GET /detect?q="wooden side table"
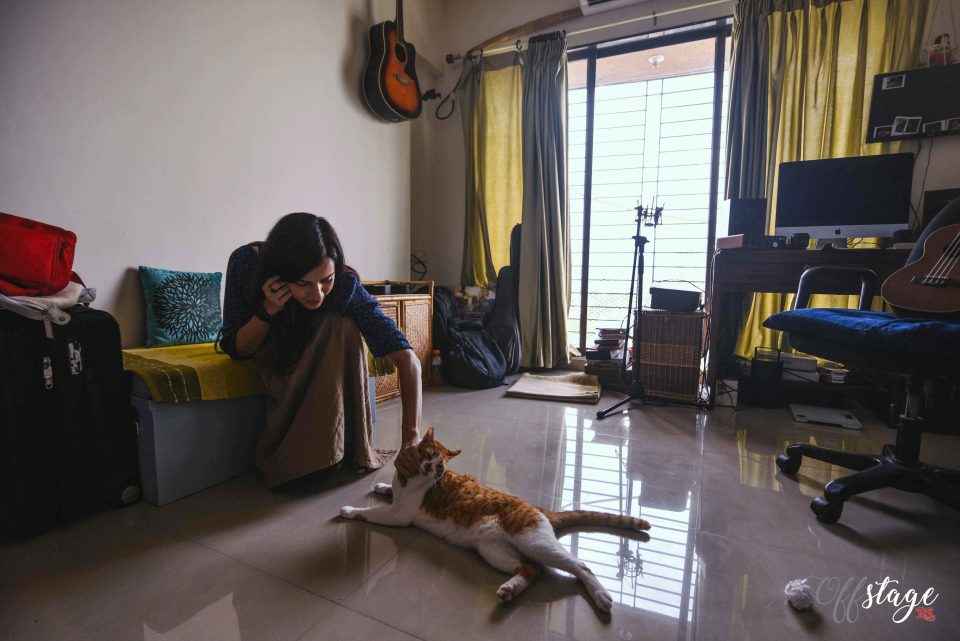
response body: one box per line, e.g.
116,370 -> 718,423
362,280 -> 434,402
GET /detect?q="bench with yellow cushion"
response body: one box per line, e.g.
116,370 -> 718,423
124,343 -> 380,506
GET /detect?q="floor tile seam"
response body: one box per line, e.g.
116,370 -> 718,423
333,529 -> 426,604
547,427 -> 709,452
701,452 -> 845,473
435,407 -> 551,431
695,529 -> 960,589
171,531 -> 347,605
698,528 -> 960,591
426,406 -> 706,447
528,457 -> 706,499
141,530 -> 337,641
553,428 -> 704,447
295,600 -> 430,641
694,526 -> 867,571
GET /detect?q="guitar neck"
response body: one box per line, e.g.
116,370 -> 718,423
396,0 -> 404,43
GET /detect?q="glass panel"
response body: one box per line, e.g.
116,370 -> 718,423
567,33 -> 731,351
568,58 -> 589,350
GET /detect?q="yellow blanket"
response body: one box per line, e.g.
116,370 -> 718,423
123,342 -> 395,404
123,343 -> 264,403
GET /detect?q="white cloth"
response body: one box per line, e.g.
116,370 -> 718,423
0,281 -> 96,336
5,281 -> 86,323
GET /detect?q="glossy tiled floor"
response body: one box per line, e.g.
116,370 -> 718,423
3,381 -> 960,640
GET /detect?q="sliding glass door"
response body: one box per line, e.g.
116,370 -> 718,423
568,22 -> 731,352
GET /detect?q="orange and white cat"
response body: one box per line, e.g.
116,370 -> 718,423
340,427 -> 651,612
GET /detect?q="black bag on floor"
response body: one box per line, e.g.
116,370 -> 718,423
0,306 -> 140,540
443,319 -> 507,389
432,287 -> 461,348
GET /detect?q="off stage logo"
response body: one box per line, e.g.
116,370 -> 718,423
808,575 -> 939,623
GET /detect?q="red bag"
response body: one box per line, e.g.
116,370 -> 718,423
0,212 -> 77,296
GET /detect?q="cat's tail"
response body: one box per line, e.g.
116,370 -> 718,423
541,510 -> 651,537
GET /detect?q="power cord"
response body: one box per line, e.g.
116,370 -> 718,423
715,378 -> 742,411
410,253 -> 427,279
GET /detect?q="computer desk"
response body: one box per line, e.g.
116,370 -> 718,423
707,247 -> 910,405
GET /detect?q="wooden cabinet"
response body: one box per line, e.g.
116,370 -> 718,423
362,281 -> 433,402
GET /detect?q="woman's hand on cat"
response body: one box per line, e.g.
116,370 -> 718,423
261,276 -> 291,316
395,441 -> 420,486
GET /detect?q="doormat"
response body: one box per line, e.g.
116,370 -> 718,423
505,372 -> 601,404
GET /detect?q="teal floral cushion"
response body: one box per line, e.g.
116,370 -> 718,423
139,266 -> 222,347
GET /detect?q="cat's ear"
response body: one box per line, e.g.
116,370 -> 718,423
423,427 -> 435,442
446,449 -> 461,458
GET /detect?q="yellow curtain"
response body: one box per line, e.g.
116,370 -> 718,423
462,62 -> 524,287
735,0 -> 929,359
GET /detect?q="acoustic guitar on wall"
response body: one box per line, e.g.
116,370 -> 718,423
362,0 -> 422,122
882,224 -> 960,318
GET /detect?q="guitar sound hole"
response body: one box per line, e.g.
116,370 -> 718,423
394,44 -> 407,63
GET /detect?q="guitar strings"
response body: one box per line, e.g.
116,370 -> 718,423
923,229 -> 960,285
921,228 -> 960,283
937,231 -> 960,283
923,232 -> 958,284
927,230 -> 960,282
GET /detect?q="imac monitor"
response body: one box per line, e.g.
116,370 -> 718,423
775,153 -> 913,240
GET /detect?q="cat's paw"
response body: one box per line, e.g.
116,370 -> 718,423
496,584 -> 515,603
340,506 -> 366,521
374,483 -> 393,497
589,586 -> 613,612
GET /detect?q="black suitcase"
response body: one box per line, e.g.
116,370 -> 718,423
0,305 -> 140,540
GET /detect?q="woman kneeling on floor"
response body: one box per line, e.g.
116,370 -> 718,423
219,212 -> 420,487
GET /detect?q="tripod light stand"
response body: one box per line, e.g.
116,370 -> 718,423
596,201 -> 662,420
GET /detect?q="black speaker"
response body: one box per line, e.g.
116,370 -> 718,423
728,198 -> 767,237
922,189 -> 960,230
788,232 -> 810,249
650,287 -> 701,313
738,350 -> 783,408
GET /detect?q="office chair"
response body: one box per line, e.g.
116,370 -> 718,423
763,198 -> 960,523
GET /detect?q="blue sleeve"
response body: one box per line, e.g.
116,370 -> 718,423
219,245 -> 259,359
340,274 -> 412,357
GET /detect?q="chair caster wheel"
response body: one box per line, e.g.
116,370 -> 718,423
810,497 -> 843,523
776,453 -> 801,475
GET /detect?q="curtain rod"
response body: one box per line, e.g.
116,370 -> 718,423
445,0 -> 731,63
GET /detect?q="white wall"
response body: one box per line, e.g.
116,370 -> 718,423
0,0 -> 420,346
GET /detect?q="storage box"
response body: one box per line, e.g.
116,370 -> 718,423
131,376 -> 377,506
131,376 -> 265,506
636,311 -> 706,402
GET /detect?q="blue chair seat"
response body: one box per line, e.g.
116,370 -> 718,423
764,308 -> 960,355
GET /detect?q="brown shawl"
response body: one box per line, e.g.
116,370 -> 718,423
255,312 -> 393,487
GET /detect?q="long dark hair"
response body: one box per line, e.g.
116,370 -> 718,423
251,213 -> 356,374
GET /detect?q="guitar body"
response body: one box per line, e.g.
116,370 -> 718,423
882,224 -> 960,318
362,19 -> 422,122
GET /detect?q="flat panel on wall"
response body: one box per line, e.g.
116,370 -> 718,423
867,65 -> 960,143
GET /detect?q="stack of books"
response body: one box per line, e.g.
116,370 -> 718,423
585,328 -> 627,361
584,360 -> 629,392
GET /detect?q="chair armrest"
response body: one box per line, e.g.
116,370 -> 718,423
795,266 -> 879,310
